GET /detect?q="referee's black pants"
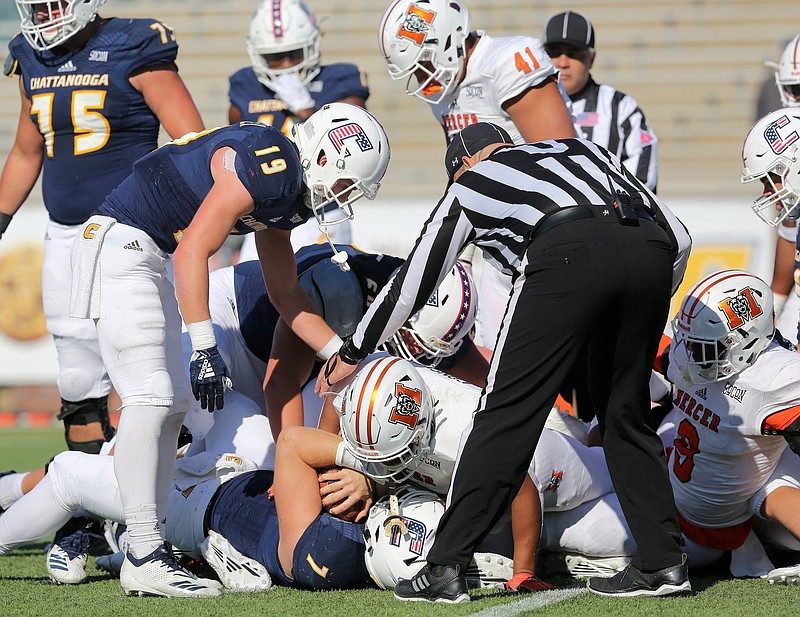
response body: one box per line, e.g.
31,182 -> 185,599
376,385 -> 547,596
427,211 -> 684,572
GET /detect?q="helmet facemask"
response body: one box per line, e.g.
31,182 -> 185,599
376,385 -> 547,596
335,357 -> 434,482
16,0 -> 105,51
773,35 -> 800,108
748,158 -> 800,226
293,103 -> 388,225
669,271 -> 775,387
742,111 -> 800,226
246,0 -> 322,87
379,0 -> 471,105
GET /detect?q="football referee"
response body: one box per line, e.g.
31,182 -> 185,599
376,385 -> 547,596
317,122 -> 692,600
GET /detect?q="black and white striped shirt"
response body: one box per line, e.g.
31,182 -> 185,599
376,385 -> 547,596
348,138 -> 689,356
571,77 -> 658,191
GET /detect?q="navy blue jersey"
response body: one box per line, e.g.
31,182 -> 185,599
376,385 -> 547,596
6,18 -> 179,225
234,244 -> 404,362
208,470 -> 370,590
228,63 -> 368,138
98,122 -> 308,253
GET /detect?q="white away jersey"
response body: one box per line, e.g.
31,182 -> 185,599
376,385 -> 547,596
408,365 -> 613,510
665,340 -> 800,527
429,32 -> 562,145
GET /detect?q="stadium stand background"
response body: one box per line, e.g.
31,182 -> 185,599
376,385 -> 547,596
0,1 -> 797,425
0,1 -> 798,201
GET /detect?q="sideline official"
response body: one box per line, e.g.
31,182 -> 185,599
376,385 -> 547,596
317,123 -> 692,600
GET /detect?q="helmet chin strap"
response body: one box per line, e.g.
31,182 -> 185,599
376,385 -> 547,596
321,221 -> 350,272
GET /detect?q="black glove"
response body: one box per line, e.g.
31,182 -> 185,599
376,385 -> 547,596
189,346 -> 232,413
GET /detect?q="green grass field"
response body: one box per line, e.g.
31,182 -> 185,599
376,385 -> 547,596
1,427 -> 798,616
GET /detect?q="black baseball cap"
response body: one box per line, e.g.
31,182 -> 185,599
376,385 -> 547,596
445,123 -> 513,180
543,11 -> 595,50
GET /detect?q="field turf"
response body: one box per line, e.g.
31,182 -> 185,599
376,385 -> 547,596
1,427 -> 797,616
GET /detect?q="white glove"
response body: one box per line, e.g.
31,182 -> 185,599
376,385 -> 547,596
270,73 -> 315,115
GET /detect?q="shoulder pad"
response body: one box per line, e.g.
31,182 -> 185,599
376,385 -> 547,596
3,53 -> 18,78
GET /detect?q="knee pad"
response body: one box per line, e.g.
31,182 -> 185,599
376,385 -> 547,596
58,396 -> 116,453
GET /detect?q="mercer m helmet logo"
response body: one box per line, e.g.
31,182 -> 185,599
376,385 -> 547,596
398,4 -> 436,45
388,382 -> 421,429
718,287 -> 764,329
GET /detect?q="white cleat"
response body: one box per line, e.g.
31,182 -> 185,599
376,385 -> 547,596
46,542 -> 88,585
564,554 -> 631,579
120,544 -> 222,598
767,564 -> 800,585
539,551 -> 631,579
201,530 -> 272,592
466,552 -> 515,589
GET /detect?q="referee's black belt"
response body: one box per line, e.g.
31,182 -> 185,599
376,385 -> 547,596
530,203 -> 654,241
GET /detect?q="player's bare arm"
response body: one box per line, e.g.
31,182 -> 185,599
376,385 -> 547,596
263,318 -> 317,440
0,80 -> 44,219
504,76 -> 577,142
254,228 -> 337,353
228,105 -> 243,124
173,146 -> 254,327
130,64 -> 204,138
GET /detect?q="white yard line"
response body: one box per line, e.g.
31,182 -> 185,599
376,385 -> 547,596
466,586 -> 587,617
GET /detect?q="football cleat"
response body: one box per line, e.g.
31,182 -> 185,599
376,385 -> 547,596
46,518 -> 106,584
565,554 -> 632,578
394,563 -> 470,604
587,554 -> 691,597
120,544 -> 222,598
200,530 -> 272,592
46,541 -> 89,585
95,551 -> 125,578
767,564 -> 800,585
538,551 -> 631,579
465,552 -> 514,589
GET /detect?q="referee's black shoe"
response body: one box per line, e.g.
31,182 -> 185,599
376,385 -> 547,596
394,563 -> 470,604
587,554 -> 691,597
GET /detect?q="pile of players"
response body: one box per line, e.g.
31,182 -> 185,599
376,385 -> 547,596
1,0 -> 800,603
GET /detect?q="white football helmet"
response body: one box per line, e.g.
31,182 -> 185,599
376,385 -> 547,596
741,109 -> 800,226
16,0 -> 106,51
335,356 -> 434,482
382,262 -> 477,365
670,270 -> 774,386
292,103 -> 390,227
773,35 -> 800,108
378,0 -> 472,104
363,487 -> 445,589
246,0 -> 322,87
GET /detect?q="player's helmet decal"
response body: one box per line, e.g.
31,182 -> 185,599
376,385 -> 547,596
764,115 -> 799,155
388,383 -> 421,430
717,287 -> 764,329
397,4 -> 436,46
327,123 -> 374,157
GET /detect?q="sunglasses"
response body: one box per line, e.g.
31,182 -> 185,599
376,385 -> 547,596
544,45 -> 590,60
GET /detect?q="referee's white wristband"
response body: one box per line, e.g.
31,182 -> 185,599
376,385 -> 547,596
318,334 -> 343,361
187,319 -> 216,351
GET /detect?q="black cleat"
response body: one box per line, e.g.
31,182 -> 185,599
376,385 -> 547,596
394,563 -> 470,604
587,553 -> 692,597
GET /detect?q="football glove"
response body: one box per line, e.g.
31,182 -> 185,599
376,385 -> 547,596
189,346 -> 232,413
270,73 -> 315,114
504,572 -> 555,592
